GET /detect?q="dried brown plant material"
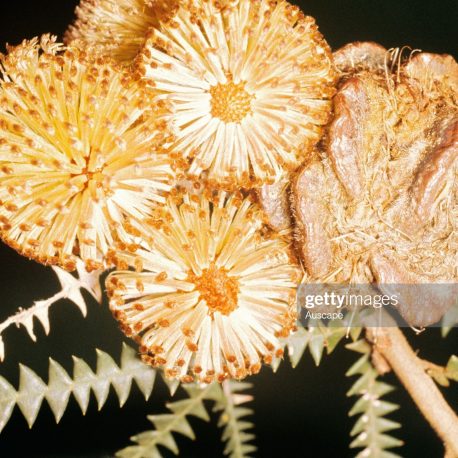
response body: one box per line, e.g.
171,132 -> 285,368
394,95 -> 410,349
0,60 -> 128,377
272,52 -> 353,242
256,176 -> 292,233
65,0 -> 180,63
333,41 -> 388,75
257,42 -> 389,234
107,191 -> 301,383
293,157 -> 333,278
136,0 -> 336,189
0,36 -> 177,272
293,50 -> 458,327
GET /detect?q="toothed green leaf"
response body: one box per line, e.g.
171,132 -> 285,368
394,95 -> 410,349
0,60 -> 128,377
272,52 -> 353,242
117,383 -> 218,458
308,329 -> 325,365
346,354 -> 370,377
441,301 -> 458,337
347,340 -> 402,457
326,327 -> 347,353
283,323 -> 348,369
0,376 -> 15,432
17,364 -> 47,428
46,359 -> 73,423
218,381 -> 256,458
286,326 -> 309,367
445,355 -> 458,382
0,343 -> 157,433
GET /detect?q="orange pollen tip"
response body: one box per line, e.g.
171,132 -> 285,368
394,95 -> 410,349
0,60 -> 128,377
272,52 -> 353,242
210,80 -> 254,123
189,263 -> 239,316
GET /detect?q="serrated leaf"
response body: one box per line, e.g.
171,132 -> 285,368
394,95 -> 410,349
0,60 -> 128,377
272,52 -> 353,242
346,339 -> 371,354
270,355 -> 282,372
17,364 -> 47,427
121,345 -> 156,401
375,434 -> 404,449
347,370 -> 373,396
93,350 -> 116,409
347,340 -> 402,457
0,376 -> 16,431
441,301 -> 458,337
346,354 -> 370,377
0,264 -> 102,362
429,371 -> 450,387
233,407 -> 253,420
372,382 -> 395,398
149,414 -> 178,431
308,330 -> 325,366
34,305 -> 51,335
241,444 -> 257,455
102,351 -> 134,407
162,376 -> 180,397
46,359 -> 72,423
350,327 -> 363,342
445,355 -> 458,382
172,418 -> 195,439
286,326 -> 309,368
72,356 -> 96,414
22,314 -> 37,341
118,383 -> 218,458
0,344 -> 157,432
169,399 -> 209,422
375,417 -> 402,433
219,381 -> 256,458
326,327 -> 347,354
350,414 -> 401,437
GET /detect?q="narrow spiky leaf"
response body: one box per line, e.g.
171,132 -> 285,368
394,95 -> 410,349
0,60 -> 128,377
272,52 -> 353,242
117,383 -> 219,458
0,262 -> 102,361
0,343 -> 156,432
217,381 -> 256,458
347,340 -> 403,457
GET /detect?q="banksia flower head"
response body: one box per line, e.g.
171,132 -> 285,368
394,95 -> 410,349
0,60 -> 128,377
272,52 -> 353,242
136,0 -> 336,189
107,190 -> 301,383
66,0 -> 180,63
0,36 -> 177,272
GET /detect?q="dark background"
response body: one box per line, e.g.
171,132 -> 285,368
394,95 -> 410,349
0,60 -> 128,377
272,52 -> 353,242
0,1 -> 457,457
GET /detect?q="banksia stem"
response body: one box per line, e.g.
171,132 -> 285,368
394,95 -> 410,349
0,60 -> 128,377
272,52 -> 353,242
367,327 -> 458,457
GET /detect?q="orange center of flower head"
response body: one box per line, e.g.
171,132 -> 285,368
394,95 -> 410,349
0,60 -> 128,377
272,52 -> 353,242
191,263 -> 239,316
71,156 -> 107,192
210,80 -> 254,123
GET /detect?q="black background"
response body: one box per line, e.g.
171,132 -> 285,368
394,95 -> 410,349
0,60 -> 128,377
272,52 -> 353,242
0,1 -> 457,457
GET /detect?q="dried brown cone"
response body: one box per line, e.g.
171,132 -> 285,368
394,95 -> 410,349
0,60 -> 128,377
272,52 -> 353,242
257,42 -> 391,232
292,44 -> 458,327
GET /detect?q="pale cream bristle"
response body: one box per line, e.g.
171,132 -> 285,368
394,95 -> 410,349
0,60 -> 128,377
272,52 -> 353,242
0,35 -> 177,271
136,0 -> 336,188
107,190 -> 301,382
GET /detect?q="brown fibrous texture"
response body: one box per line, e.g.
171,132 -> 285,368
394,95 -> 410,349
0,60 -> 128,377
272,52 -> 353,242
292,47 -> 458,327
